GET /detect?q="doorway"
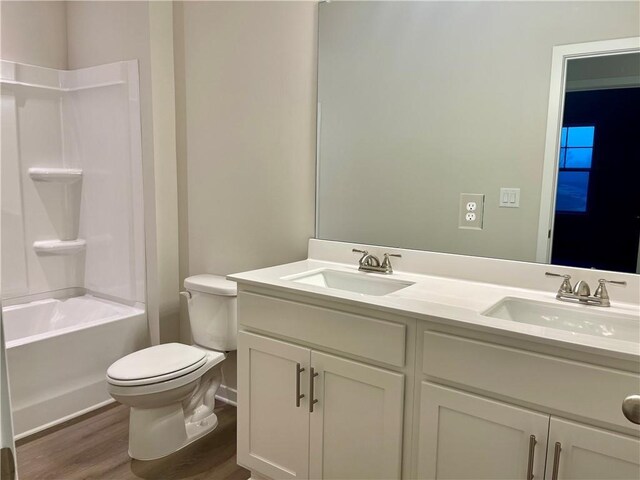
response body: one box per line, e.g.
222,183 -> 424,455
536,39 -> 640,273
552,86 -> 640,272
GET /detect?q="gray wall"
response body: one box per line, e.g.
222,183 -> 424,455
174,1 -> 318,390
0,1 -> 68,69
175,1 -> 317,278
317,1 -> 639,262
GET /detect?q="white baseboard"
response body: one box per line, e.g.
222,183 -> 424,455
15,398 -> 115,441
215,384 -> 237,407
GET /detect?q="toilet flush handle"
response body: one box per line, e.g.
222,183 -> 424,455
179,291 -> 192,300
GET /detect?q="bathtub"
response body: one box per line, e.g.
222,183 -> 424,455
2,295 -> 149,439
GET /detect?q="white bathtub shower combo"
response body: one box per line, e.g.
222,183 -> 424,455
1,60 -> 148,438
3,296 -> 147,437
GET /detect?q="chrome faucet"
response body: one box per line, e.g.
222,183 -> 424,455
353,249 -> 401,274
545,272 -> 626,307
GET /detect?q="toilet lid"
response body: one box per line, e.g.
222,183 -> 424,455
184,274 -> 237,296
107,343 -> 207,383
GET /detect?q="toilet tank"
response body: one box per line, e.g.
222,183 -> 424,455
183,275 -> 237,351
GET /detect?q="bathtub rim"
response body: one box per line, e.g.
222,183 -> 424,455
3,295 -> 145,349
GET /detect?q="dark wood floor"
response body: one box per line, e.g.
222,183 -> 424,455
16,402 -> 250,480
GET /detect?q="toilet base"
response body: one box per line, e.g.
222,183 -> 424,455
127,363 -> 223,460
128,405 -> 219,460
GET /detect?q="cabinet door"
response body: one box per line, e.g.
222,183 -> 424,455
417,382 -> 549,480
237,332 -> 311,479
309,351 -> 404,480
545,417 -> 640,480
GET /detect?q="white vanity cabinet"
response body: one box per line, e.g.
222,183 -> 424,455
545,417 -> 640,480
308,350 -> 404,479
238,330 -> 405,480
416,383 -> 640,480
233,281 -> 639,480
237,332 -> 311,479
416,329 -> 640,480
417,382 -> 550,479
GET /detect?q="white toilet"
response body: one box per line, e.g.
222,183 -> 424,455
106,274 -> 237,461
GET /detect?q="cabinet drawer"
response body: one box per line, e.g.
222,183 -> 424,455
239,291 -> 406,367
422,331 -> 640,431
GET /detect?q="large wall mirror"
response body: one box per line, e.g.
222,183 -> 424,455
316,1 -> 640,273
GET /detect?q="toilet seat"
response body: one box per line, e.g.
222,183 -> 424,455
107,343 -> 208,387
107,348 -> 225,399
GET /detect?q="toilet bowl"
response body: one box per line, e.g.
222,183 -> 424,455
106,275 -> 237,460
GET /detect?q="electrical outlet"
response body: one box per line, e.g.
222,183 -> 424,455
459,193 -> 484,229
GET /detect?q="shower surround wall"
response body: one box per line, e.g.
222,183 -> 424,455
1,60 -> 145,305
1,60 -> 148,437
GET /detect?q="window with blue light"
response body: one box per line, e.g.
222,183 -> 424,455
556,126 -> 594,213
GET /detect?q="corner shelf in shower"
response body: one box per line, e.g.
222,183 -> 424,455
28,167 -> 83,184
33,239 -> 86,256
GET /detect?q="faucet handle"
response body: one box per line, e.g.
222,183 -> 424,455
598,278 -> 627,286
380,253 -> 401,273
381,253 -> 401,262
352,248 -> 368,261
353,248 -> 380,268
594,278 -> 627,300
545,272 -> 571,279
381,252 -> 401,266
545,272 -> 573,294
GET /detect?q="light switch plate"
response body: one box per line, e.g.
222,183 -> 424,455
459,193 -> 484,229
499,188 -> 520,208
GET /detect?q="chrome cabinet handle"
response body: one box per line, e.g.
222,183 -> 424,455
526,435 -> 536,480
622,395 -> 640,424
309,367 -> 319,413
295,363 -> 305,407
551,442 -> 562,480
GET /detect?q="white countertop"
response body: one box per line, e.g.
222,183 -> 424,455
229,258 -> 640,362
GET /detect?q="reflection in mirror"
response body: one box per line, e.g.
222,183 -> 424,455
315,1 -> 640,273
550,54 -> 640,273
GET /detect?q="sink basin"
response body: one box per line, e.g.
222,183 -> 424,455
483,297 -> 639,341
286,269 -> 415,296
